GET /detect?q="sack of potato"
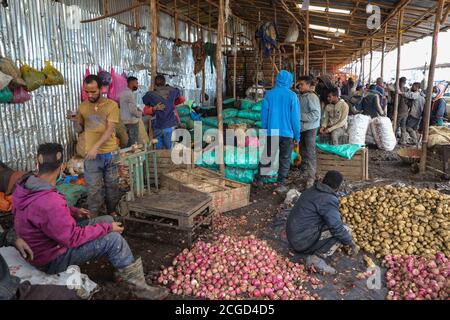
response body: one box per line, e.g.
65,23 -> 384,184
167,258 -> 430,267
340,185 -> 449,258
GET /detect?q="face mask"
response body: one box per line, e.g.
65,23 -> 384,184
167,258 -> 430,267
56,169 -> 64,183
432,93 -> 438,98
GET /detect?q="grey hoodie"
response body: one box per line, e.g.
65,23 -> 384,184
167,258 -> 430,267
298,91 -> 321,132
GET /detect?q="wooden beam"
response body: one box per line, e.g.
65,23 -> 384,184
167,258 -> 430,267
216,0 -> 225,175
305,9 -> 310,75
369,38 -> 373,84
150,0 -> 158,91
381,23 -> 387,79
420,0 -> 446,173
441,4 -> 450,25
81,2 -> 145,23
392,9 -> 404,133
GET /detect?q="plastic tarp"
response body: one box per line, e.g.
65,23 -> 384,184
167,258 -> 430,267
225,167 -> 257,184
56,184 -> 88,207
237,110 -> 261,121
0,246 -> 98,299
316,142 -> 363,160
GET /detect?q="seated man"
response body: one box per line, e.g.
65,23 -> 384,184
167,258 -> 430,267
286,171 -> 358,274
1,226 -> 79,300
12,143 -> 168,300
319,87 -> 349,145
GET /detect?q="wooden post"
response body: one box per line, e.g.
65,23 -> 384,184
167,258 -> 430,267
381,24 -> 387,79
133,0 -> 140,28
103,0 -> 109,15
256,11 -> 261,88
216,0 -> 225,174
293,44 -> 297,88
420,0 -> 446,173
392,9 -> 404,133
279,48 -> 282,71
150,0 -> 158,90
187,0 -> 191,43
233,18 -> 237,99
323,51 -> 327,75
304,10 -> 310,75
359,50 -> 363,83
369,38 -> 373,84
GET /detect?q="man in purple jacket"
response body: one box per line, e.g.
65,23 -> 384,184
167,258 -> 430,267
13,143 -> 168,300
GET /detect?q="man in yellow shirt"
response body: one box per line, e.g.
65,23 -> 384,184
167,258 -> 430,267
70,75 -> 120,216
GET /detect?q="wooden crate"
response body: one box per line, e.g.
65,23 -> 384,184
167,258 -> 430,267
317,148 -> 369,181
427,144 -> 450,175
161,167 -> 250,213
148,150 -> 190,183
121,191 -> 214,247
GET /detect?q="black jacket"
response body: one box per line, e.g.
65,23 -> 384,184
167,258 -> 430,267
286,182 -> 353,253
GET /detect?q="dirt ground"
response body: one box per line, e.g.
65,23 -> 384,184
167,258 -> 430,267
78,147 -> 449,300
0,147 -> 443,300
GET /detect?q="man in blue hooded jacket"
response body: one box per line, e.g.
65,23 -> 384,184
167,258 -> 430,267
256,70 -> 301,193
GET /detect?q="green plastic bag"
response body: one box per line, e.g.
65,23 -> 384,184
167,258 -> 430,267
20,63 -> 45,91
252,101 -> 263,112
224,146 -> 260,169
56,184 -> 88,207
202,117 -> 218,127
234,118 -> 256,126
42,60 -> 64,85
315,142 -> 363,160
177,105 -> 191,117
223,108 -> 239,119
0,86 -> 13,103
238,110 -> 261,121
240,99 -> 254,110
223,98 -> 235,105
255,121 -> 262,128
196,149 -> 220,171
225,167 -> 257,184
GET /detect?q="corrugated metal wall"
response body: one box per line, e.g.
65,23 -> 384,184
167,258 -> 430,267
0,0 -> 224,171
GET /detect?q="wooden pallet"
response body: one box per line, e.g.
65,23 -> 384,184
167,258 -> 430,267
121,191 -> 213,247
427,144 -> 450,175
317,147 -> 369,181
161,167 -> 250,213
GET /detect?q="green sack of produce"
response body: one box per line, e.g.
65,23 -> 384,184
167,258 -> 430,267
252,101 -> 263,112
224,146 -> 259,170
223,108 -> 239,119
20,63 -> 45,91
0,86 -> 13,103
240,99 -> 254,110
224,118 -> 235,125
255,121 -> 262,129
177,105 -> 191,117
225,167 -> 257,184
261,174 -> 278,184
238,110 -> 261,121
223,98 -> 235,105
56,184 -> 88,207
202,117 -> 218,127
42,60 -> 64,85
234,118 -> 256,126
196,149 -> 220,171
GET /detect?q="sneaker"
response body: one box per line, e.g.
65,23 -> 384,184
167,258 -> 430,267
305,255 -> 337,275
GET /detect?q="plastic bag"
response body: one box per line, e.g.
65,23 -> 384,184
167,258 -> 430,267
203,117 -> 218,127
237,110 -> 261,121
11,86 -> 31,104
42,60 -> 64,85
81,68 -> 90,102
225,146 -> 260,170
107,67 -> 128,102
20,63 -> 45,91
316,143 -> 363,160
0,70 -> 13,90
285,22 -> 299,43
0,57 -> 26,87
177,105 -> 191,117
0,86 -> 13,103
347,114 -> 371,145
371,116 -> 397,151
225,167 -> 257,184
223,108 -> 239,119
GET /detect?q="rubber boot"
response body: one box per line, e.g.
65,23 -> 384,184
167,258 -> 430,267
400,128 -> 408,145
305,255 -> 337,275
406,128 -> 418,145
115,257 -> 169,300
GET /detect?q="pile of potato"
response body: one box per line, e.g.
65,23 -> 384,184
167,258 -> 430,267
340,185 -> 450,258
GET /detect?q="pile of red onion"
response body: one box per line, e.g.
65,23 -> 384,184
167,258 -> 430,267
157,235 -> 320,300
384,253 -> 449,300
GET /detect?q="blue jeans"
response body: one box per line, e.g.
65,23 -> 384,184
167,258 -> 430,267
154,127 -> 174,150
84,153 -> 121,215
41,216 -> 134,275
125,123 -> 139,147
